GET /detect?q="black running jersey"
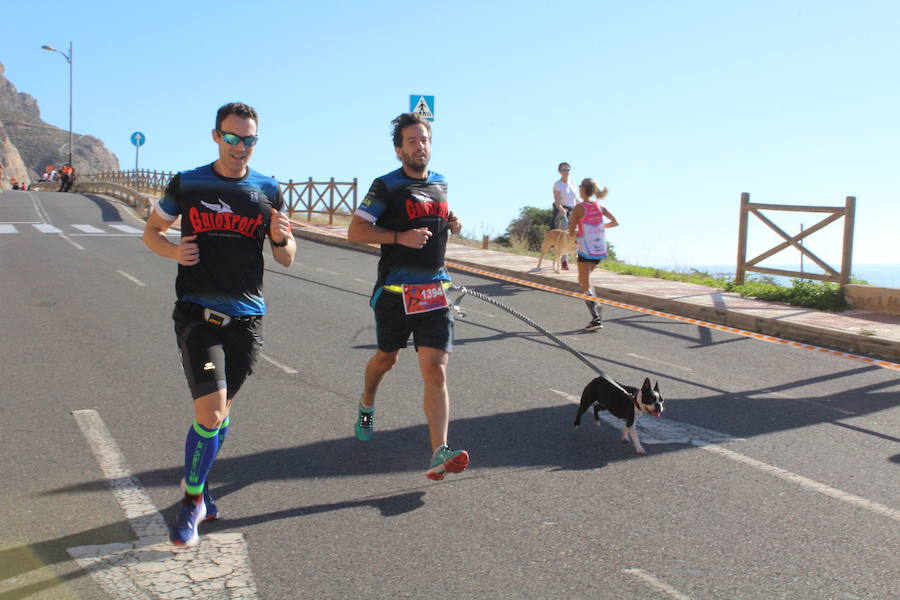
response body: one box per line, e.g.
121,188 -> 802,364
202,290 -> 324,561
156,163 -> 284,316
355,168 -> 451,289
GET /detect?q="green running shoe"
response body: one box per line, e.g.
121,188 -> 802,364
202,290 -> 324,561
355,404 -> 374,442
426,445 -> 469,480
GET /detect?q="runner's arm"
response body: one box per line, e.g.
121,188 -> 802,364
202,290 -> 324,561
568,204 -> 585,237
348,214 -> 431,247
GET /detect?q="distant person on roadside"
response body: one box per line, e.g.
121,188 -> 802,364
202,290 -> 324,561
347,112 -> 469,481
142,102 -> 296,547
59,164 -> 74,192
568,178 -> 618,331
552,162 -> 577,270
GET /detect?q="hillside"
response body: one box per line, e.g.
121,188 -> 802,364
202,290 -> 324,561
0,61 -> 119,188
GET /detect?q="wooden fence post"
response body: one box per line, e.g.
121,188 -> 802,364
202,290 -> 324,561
329,177 -> 335,225
736,192 -> 749,285
840,196 -> 856,285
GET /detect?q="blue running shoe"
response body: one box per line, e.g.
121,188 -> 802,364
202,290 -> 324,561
170,496 -> 206,547
355,404 -> 374,442
426,445 -> 469,481
181,479 -> 220,521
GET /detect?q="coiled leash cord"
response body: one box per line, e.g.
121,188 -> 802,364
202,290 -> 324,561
450,285 -> 628,396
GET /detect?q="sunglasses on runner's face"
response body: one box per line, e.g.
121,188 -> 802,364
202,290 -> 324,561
217,130 -> 259,147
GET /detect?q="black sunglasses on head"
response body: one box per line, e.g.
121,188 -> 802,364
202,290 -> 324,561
217,130 -> 259,147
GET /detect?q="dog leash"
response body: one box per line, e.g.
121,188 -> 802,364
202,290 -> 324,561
450,285 -> 631,396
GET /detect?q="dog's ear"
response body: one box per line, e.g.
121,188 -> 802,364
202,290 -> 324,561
642,378 -> 651,393
654,381 -> 660,393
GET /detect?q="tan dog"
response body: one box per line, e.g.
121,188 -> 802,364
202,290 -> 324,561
537,229 -> 577,273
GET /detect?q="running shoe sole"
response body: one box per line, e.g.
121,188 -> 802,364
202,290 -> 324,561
426,450 -> 469,481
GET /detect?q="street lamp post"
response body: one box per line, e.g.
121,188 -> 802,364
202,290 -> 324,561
41,42 -> 73,167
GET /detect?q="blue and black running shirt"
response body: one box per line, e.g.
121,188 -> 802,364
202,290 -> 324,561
156,163 -> 284,316
355,168 -> 451,290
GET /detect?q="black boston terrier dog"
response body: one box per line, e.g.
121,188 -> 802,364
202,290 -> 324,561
573,376 -> 664,455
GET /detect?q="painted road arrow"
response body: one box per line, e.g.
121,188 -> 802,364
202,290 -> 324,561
68,409 -> 258,599
550,389 -> 743,444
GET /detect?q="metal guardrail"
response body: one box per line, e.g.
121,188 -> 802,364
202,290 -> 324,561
76,170 -> 358,222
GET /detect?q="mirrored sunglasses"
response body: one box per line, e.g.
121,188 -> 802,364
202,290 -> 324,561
217,130 -> 259,147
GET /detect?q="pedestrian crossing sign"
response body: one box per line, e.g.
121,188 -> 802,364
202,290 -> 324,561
409,95 -> 435,121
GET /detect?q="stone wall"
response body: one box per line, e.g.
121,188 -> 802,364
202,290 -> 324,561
844,284 -> 900,315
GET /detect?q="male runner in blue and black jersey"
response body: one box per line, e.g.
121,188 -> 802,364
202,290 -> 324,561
347,112 -> 468,480
142,102 -> 296,546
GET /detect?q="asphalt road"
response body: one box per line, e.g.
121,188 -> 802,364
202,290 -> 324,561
1,190 -> 898,600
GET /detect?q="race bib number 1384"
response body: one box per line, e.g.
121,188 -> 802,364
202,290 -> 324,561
401,283 -> 449,315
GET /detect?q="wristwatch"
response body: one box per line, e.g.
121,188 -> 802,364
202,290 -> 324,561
271,236 -> 290,248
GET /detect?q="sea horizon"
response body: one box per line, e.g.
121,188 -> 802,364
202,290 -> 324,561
650,263 -> 900,289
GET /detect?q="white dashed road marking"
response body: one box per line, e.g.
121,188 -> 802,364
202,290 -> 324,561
109,224 -> 144,234
33,223 -> 63,233
627,352 -> 694,372
116,270 -> 147,287
259,352 -> 299,374
623,569 -> 694,600
72,224 -> 105,233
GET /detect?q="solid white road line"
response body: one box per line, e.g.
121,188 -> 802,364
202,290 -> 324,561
694,442 -> 900,523
623,569 -> 694,600
0,224 -> 18,233
116,270 -> 147,287
69,409 -> 259,599
58,233 -> 85,250
259,352 -> 299,374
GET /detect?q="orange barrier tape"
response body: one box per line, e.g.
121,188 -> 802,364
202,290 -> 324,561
292,222 -> 900,372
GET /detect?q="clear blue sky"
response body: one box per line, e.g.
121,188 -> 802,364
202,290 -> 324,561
2,0 -> 898,270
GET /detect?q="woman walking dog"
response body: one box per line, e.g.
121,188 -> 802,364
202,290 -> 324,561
568,178 -> 619,331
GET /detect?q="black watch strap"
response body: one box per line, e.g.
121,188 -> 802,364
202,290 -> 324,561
271,236 -> 290,248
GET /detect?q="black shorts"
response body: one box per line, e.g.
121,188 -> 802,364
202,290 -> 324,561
372,288 -> 454,353
172,301 -> 263,400
577,255 -> 603,265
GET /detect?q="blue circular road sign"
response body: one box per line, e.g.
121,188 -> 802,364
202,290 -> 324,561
131,131 -> 146,147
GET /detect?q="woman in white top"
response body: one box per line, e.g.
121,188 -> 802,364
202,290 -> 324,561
568,178 -> 619,331
552,162 -> 578,269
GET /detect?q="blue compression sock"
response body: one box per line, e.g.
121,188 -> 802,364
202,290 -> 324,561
183,421 -> 220,496
216,415 -> 230,453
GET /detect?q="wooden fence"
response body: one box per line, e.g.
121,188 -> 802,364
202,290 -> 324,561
81,170 -> 358,222
736,193 -> 856,285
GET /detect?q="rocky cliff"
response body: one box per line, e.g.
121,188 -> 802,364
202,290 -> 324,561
0,61 -> 119,189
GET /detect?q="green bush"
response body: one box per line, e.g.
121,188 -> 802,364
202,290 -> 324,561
496,206 -> 553,251
724,278 -> 849,311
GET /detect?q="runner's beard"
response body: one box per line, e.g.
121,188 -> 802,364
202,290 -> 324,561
401,150 -> 429,172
